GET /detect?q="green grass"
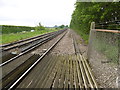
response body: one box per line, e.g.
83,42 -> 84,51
0,28 -> 58,44
73,29 -> 89,44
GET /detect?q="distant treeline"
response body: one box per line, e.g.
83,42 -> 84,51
1,25 -> 35,34
70,2 -> 120,36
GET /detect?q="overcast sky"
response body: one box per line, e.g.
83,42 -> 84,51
0,0 -> 76,27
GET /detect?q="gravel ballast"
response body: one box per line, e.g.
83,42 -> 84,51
50,29 -> 75,55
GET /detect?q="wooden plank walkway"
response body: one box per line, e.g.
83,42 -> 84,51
17,54 -> 98,89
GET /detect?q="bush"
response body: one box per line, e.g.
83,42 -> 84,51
1,25 -> 35,34
35,25 -> 45,31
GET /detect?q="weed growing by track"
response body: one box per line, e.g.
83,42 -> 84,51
73,29 -> 89,44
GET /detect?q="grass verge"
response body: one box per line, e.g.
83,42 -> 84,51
0,28 -> 58,44
73,29 -> 89,44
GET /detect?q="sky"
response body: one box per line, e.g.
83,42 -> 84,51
0,0 -> 76,27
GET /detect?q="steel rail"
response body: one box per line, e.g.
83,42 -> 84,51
0,30 -> 66,66
20,30 -> 62,52
3,33 -> 53,51
0,54 -> 40,87
0,30 -> 63,64
7,30 -> 67,90
0,35 -> 53,66
1,31 -> 55,47
2,30 -> 65,51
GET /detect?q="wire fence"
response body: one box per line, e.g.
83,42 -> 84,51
88,22 -> 119,63
87,22 -> 119,88
95,20 -> 120,30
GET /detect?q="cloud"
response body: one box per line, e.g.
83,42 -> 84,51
0,0 -> 75,26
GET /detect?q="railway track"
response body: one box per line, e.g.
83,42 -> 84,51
0,31 -> 56,61
0,29 -> 66,65
1,31 -> 56,50
16,30 -> 98,89
1,29 -> 98,89
0,29 -> 67,89
27,32 -> 98,89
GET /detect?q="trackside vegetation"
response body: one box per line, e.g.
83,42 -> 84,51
1,25 -> 35,34
0,24 -> 61,44
1,28 -> 58,44
70,2 -> 120,43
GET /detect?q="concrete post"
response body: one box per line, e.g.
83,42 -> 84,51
87,22 -> 95,61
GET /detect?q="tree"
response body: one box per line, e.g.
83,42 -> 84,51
54,25 -> 58,29
35,22 -> 45,31
66,25 -> 68,27
59,25 -> 65,28
70,2 -> 120,34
